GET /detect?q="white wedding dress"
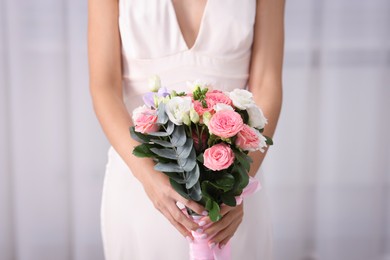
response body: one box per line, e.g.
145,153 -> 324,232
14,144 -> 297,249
100,0 -> 273,259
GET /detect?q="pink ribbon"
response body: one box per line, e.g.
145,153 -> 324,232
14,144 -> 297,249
189,216 -> 231,260
188,177 -> 261,260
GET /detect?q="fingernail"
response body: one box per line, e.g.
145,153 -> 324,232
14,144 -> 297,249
196,228 -> 203,234
198,220 -> 206,226
209,242 -> 216,249
186,236 -> 193,243
200,233 -> 207,239
220,243 -> 225,249
202,211 -> 208,216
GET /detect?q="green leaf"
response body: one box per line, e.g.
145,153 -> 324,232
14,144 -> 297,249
214,174 -> 235,191
156,103 -> 168,124
234,150 -> 251,172
170,179 -> 190,200
132,144 -> 155,158
188,181 -> 202,201
197,153 -> 204,163
162,171 -> 186,184
220,193 -> 237,207
206,199 -> 221,222
154,162 -> 184,172
185,164 -> 200,189
130,126 -> 150,143
171,125 -> 186,146
150,147 -> 177,160
150,139 -> 173,147
264,135 -> 273,145
236,166 -> 249,190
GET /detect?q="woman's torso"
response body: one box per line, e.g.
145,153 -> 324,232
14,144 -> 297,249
118,0 -> 256,112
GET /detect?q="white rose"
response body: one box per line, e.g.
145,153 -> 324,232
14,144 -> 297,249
165,97 -> 192,125
148,75 -> 161,92
213,103 -> 234,112
229,89 -> 255,110
247,105 -> 268,129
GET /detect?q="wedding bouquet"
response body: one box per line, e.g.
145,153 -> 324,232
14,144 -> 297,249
130,76 -> 273,259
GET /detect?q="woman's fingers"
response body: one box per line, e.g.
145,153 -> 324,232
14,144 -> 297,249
167,202 -> 200,232
211,217 -> 241,247
173,192 -> 207,216
160,207 -> 194,240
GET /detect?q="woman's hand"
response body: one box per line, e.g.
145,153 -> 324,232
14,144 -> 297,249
199,203 -> 244,248
139,165 -> 207,240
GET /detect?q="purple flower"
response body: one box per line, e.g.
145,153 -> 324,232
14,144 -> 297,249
143,87 -> 170,108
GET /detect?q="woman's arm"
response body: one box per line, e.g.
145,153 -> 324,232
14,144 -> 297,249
87,0 -> 205,240
247,0 -> 285,176
202,0 -> 285,247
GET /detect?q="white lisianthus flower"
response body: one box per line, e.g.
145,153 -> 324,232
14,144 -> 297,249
165,97 -> 192,125
213,103 -> 234,112
148,75 -> 161,92
186,80 -> 212,92
190,108 -> 200,124
229,89 -> 255,110
246,105 -> 268,129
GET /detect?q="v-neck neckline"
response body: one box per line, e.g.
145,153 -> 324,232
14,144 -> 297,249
168,0 -> 210,51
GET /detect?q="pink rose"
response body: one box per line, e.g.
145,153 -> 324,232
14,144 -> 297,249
235,125 -> 262,151
132,105 -> 159,133
203,143 -> 235,171
208,110 -> 244,138
206,91 -> 232,107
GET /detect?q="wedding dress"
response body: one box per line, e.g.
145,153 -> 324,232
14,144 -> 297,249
101,0 -> 273,259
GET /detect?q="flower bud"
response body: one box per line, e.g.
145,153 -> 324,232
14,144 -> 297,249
148,75 -> 161,92
182,113 -> 191,126
203,112 -> 212,126
190,108 -> 200,124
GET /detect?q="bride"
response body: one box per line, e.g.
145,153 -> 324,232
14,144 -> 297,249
88,0 -> 284,259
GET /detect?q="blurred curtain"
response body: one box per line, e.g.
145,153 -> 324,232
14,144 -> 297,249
0,0 -> 389,260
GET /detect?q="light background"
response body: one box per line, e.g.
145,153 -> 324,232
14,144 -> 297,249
0,0 -> 389,260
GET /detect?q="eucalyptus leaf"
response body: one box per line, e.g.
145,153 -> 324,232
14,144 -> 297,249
170,179 -> 190,200
185,164 -> 200,189
165,121 -> 175,135
162,171 -> 186,184
177,138 -> 193,159
188,181 -> 202,201
155,162 -> 184,172
178,149 -> 197,172
147,131 -> 170,137
130,126 -> 150,143
150,147 -> 177,160
171,125 -> 186,146
156,103 -> 168,124
150,139 -> 173,148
